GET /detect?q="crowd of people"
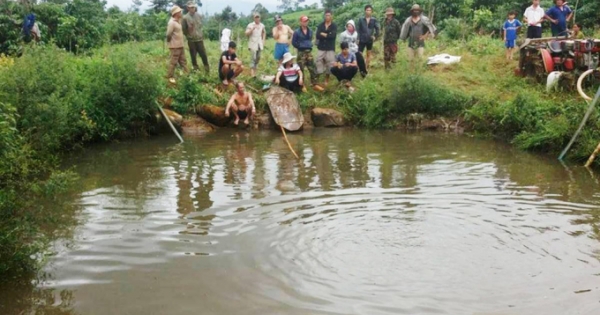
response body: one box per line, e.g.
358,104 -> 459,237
163,2 -> 441,125
164,0 -> 589,125
504,0 -> 584,59
165,3 -> 437,91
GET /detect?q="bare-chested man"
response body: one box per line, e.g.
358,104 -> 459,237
272,15 -> 294,64
225,82 -> 256,125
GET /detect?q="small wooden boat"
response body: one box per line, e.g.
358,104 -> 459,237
265,86 -> 304,131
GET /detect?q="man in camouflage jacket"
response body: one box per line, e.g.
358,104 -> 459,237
383,7 -> 402,69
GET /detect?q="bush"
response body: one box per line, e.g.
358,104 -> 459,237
0,100 -> 78,277
168,74 -> 220,114
390,75 -> 471,117
78,48 -> 163,139
439,18 -> 471,41
0,42 -> 165,277
0,45 -> 163,151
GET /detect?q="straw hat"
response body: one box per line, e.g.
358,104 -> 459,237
171,5 -> 182,16
186,1 -> 196,8
385,7 -> 395,15
410,4 -> 422,12
281,52 -> 295,64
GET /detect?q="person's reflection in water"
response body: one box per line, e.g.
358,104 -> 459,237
251,146 -> 267,199
224,132 -> 252,199
192,161 -> 216,212
309,133 -> 334,190
276,152 -> 297,194
175,160 -> 194,215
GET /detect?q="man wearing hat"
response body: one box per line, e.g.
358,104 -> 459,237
272,15 -> 294,64
383,7 -> 402,69
245,13 -> 266,77
292,15 -> 318,88
400,4 -> 436,60
182,1 -> 209,74
166,5 -> 188,80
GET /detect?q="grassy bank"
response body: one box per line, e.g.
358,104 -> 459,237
154,35 -> 600,162
0,45 -> 165,277
1,32 -> 600,276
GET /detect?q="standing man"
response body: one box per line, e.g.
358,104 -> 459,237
356,5 -> 380,70
292,15 -> 319,88
382,7 -> 401,69
245,13 -> 266,77
400,4 -> 436,61
544,0 -> 573,37
166,5 -> 188,81
182,1 -> 209,74
272,15 -> 294,64
523,0 -> 545,39
316,9 -> 337,86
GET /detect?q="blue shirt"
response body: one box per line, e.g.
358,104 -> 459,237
503,19 -> 521,41
292,27 -> 313,51
545,5 -> 572,36
336,53 -> 356,65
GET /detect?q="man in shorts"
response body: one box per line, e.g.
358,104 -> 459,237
225,82 -> 256,125
315,9 -> 337,86
218,41 -> 244,86
356,4 -> 380,70
272,15 -> 294,65
245,12 -> 266,77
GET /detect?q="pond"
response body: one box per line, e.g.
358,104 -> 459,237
2,129 -> 600,314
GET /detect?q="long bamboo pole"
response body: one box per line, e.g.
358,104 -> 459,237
584,141 -> 600,167
157,103 -> 184,143
280,125 -> 299,159
558,85 -> 600,160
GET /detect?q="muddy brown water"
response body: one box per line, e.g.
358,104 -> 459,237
2,129 -> 600,315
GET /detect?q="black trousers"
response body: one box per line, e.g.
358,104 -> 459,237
280,77 -> 302,93
355,51 -> 367,75
330,66 -> 358,82
526,26 -> 542,39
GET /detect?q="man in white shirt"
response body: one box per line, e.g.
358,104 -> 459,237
245,13 -> 266,77
523,0 -> 545,38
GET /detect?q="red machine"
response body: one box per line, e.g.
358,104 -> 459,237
518,38 -> 600,88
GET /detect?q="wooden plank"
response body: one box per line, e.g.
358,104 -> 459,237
265,86 -> 304,131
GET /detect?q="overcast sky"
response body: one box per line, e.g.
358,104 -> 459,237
105,0 -> 320,15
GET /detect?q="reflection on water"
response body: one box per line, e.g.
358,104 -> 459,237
2,129 -> 600,315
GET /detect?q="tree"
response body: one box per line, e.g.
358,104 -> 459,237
277,0 -> 294,11
130,0 -> 143,13
149,0 -> 170,13
215,5 -> 237,23
321,0 -> 344,9
251,3 -> 269,19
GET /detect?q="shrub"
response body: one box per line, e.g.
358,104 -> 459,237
390,75 -> 471,117
167,74 -> 220,114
